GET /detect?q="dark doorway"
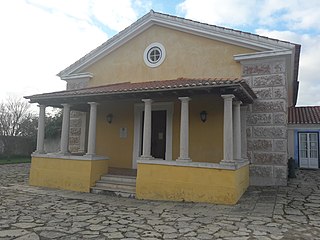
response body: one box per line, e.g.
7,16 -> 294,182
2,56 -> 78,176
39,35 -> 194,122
141,110 -> 167,159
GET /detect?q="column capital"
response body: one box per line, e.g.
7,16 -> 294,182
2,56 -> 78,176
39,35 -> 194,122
61,103 -> 71,108
233,101 -> 242,106
88,102 -> 98,106
142,99 -> 153,103
178,97 -> 191,102
240,105 -> 248,110
37,104 -> 46,109
221,94 -> 235,100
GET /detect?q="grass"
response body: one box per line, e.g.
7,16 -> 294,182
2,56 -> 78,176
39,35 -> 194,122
0,156 -> 31,165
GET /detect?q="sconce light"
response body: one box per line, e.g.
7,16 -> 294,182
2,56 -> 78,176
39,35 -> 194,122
200,110 -> 207,123
106,113 -> 113,124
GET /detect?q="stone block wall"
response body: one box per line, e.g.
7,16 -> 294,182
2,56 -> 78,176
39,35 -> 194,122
67,80 -> 88,153
69,111 -> 86,153
242,59 -> 288,186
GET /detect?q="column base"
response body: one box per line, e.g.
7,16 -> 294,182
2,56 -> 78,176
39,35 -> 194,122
57,151 -> 71,156
33,150 -> 46,154
139,155 -> 154,161
85,153 -> 96,157
220,159 -> 249,168
176,157 -> 192,163
220,159 -> 236,166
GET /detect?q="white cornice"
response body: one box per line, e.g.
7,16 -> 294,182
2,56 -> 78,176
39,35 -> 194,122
233,50 -> 292,62
60,72 -> 93,81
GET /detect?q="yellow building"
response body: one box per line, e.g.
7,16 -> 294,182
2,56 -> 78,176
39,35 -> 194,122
25,11 -> 300,204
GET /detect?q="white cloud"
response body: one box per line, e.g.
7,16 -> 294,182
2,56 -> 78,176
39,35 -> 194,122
91,0 -> 137,32
259,0 -> 320,31
0,0 -> 148,104
0,1 -> 107,103
255,29 -> 320,106
178,0 -> 320,106
0,0 -> 319,107
178,0 -> 320,31
177,0 -> 258,27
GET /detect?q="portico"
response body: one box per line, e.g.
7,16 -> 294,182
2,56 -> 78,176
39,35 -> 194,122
26,78 -> 255,203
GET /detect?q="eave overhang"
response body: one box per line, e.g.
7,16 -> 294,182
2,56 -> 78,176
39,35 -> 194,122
24,78 -> 257,109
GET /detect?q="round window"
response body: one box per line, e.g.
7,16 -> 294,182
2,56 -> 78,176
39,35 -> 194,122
144,43 -> 166,68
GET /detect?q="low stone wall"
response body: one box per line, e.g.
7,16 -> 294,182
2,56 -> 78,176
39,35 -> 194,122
0,136 -> 36,156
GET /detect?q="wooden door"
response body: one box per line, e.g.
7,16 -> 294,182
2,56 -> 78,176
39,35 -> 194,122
140,110 -> 167,159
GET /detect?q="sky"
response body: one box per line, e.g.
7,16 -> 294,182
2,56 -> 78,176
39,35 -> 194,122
0,0 -> 319,106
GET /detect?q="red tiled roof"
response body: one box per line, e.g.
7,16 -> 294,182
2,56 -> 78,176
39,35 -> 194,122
288,106 -> 320,124
26,77 -> 252,98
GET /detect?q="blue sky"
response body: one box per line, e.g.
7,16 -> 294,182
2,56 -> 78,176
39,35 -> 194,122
0,0 -> 319,106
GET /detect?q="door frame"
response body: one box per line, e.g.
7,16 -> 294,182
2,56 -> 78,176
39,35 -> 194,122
132,102 -> 173,169
298,131 -> 319,169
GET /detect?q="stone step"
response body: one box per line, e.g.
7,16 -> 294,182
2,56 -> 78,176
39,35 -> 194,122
95,181 -> 136,192
91,174 -> 137,198
100,174 -> 136,184
96,179 -> 136,187
91,187 -> 135,198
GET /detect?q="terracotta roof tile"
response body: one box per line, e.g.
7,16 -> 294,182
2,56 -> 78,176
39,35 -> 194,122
25,77 -> 255,102
288,106 -> 320,124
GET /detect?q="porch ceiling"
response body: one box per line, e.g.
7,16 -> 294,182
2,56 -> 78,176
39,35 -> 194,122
24,78 -> 256,108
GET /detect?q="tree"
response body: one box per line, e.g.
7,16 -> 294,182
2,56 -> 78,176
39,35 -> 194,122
45,109 -> 62,138
0,98 -> 37,157
0,97 -> 37,137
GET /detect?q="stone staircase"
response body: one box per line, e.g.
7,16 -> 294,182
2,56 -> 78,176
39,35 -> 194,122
91,174 -> 136,198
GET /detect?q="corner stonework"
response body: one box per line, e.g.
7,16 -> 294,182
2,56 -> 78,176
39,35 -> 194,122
242,60 -> 288,186
66,77 -> 89,153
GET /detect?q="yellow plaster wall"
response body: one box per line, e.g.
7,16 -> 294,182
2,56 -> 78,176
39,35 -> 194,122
94,95 -> 223,168
96,95 -> 223,168
136,163 -> 249,204
84,25 -> 256,87
189,95 -> 224,163
172,95 -> 224,163
96,101 -> 135,169
29,157 -> 108,192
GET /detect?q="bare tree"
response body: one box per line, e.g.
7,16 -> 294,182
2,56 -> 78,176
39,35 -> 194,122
0,98 -> 36,137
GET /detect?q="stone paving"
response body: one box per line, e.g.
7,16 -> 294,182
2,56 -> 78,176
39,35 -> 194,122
1,164 -> 320,239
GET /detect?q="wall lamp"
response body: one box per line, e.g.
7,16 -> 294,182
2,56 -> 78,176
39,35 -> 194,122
200,110 -> 207,123
106,113 -> 113,124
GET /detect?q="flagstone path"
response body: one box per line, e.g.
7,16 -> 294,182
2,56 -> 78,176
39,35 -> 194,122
0,164 -> 320,239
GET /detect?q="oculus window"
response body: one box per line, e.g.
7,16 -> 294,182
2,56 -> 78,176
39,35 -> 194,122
144,43 -> 166,67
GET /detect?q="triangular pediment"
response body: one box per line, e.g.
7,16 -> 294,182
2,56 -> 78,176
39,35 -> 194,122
58,10 -> 298,78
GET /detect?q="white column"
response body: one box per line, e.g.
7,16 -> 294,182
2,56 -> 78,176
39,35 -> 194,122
60,104 -> 71,155
35,105 -> 46,153
221,94 -> 234,162
177,97 -> 191,162
233,101 -> 242,160
86,102 -> 98,156
141,99 -> 153,159
240,105 -> 248,160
